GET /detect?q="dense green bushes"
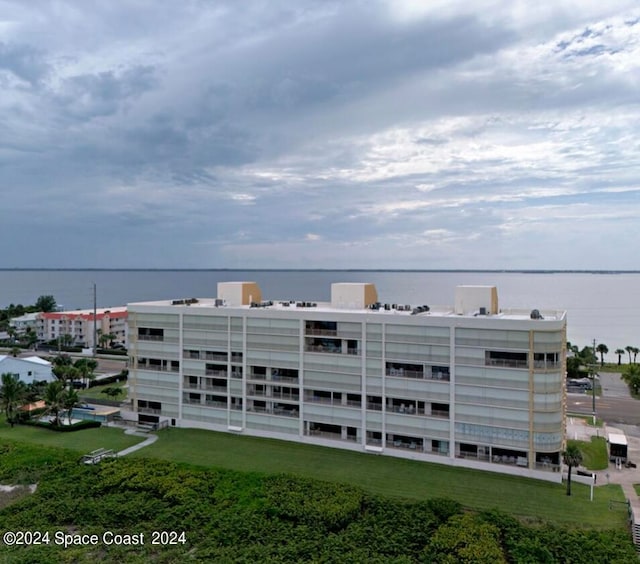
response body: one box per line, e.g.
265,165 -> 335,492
21,419 -> 102,432
0,442 -> 635,562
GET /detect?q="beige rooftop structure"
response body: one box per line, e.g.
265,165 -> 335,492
217,282 -> 262,306
331,283 -> 378,309
454,285 -> 498,315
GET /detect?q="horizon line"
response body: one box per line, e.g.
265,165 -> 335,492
1,268 -> 639,274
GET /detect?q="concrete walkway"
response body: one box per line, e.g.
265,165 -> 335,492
112,425 -> 159,456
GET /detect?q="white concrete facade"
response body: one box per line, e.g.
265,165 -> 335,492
128,283 -> 567,482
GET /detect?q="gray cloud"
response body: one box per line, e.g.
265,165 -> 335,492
0,1 -> 639,269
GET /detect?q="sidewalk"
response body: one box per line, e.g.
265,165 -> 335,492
107,423 -> 159,456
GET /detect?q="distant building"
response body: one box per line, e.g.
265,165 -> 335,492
9,312 -> 40,335
0,355 -> 54,384
37,307 -> 128,348
128,282 -> 566,482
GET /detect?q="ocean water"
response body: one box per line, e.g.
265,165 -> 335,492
0,270 -> 638,355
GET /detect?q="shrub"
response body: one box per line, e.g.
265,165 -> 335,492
22,420 -> 101,432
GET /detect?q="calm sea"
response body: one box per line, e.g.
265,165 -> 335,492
0,270 -> 637,355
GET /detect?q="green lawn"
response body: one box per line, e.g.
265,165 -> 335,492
79,381 -> 127,401
131,427 -> 627,529
568,436 -> 609,471
0,421 -> 143,453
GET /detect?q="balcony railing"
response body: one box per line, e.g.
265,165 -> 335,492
305,345 -> 342,354
388,440 -> 423,451
307,430 -> 357,442
486,359 -> 528,369
138,407 -> 161,415
204,400 -> 227,409
205,369 -> 228,377
138,335 -> 164,342
305,328 -> 338,337
247,406 -> 299,418
271,374 -> 300,384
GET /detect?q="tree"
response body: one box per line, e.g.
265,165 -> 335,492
595,344 -> 608,367
562,444 -> 583,496
622,364 -> 640,395
625,346 -> 634,364
35,295 -> 57,313
10,346 -> 21,358
632,347 -> 640,364
98,331 -> 111,349
0,372 -> 26,427
58,333 -> 74,349
74,358 -> 98,388
24,326 -> 38,350
615,348 -> 625,366
423,513 -> 507,563
62,387 -> 79,425
43,380 -> 65,426
101,386 -> 124,400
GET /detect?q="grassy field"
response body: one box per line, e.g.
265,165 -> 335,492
0,415 -> 628,529
130,427 -> 627,528
0,421 -> 142,453
79,381 -> 128,401
568,436 -> 609,470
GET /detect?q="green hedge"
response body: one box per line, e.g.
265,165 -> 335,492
21,420 -> 101,432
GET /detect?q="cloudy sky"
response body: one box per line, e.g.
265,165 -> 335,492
1,1 -> 639,269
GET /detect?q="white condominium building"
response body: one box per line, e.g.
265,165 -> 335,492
128,282 -> 566,481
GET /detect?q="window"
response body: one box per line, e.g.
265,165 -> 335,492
486,351 -> 527,369
138,327 -> 164,341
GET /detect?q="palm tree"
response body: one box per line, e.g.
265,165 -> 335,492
43,380 -> 65,427
595,344 -> 608,367
0,372 -> 26,427
615,349 -> 625,366
62,388 -> 79,425
74,358 -> 98,389
25,327 -> 38,350
563,444 -> 584,496
626,346 -> 634,364
632,347 -> 640,364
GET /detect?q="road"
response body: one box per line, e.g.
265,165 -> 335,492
16,350 -> 128,374
568,393 -> 640,425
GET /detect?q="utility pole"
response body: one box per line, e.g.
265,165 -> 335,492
591,338 -> 597,424
93,283 -> 97,358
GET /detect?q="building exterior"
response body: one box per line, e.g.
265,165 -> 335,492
128,282 -> 566,481
37,307 -> 128,348
9,312 -> 40,335
0,355 -> 54,384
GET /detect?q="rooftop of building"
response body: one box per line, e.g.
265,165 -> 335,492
40,307 -> 128,320
128,282 -> 565,322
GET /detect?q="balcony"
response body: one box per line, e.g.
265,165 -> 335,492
138,407 -> 161,415
138,334 -> 164,342
205,369 -> 228,377
305,328 -> 338,337
247,405 -> 299,418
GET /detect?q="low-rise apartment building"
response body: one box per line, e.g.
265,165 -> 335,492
128,282 -> 566,481
37,307 -> 128,348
